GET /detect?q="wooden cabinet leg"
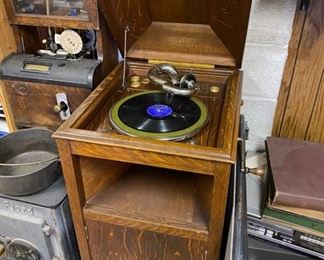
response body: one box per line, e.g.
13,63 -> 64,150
56,140 -> 91,260
207,163 -> 231,260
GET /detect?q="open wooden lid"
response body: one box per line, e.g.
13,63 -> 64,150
99,0 -> 252,68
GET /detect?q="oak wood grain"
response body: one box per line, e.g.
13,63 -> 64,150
207,163 -> 231,260
70,138 -> 220,175
85,220 -> 208,260
98,0 -> 251,67
84,165 -> 210,241
3,0 -> 99,29
127,22 -> 236,67
215,71 -> 242,159
56,139 -> 91,260
79,157 -> 130,200
52,1 -> 250,258
195,175 -> 214,222
306,71 -> 324,142
272,0 -> 307,137
53,61 -> 242,259
0,0 -> 17,132
54,63 -> 239,167
149,0 -> 210,24
4,80 -> 91,130
279,0 -> 324,140
97,0 -> 152,53
211,0 -> 252,68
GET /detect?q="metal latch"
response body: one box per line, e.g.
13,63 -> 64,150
238,116 -> 249,173
54,93 -> 71,120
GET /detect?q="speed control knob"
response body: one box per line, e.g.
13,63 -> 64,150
54,101 -> 68,113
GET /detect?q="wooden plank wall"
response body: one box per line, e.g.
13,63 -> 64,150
273,0 -> 324,142
0,0 -> 17,131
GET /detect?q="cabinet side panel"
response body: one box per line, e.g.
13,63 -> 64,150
86,219 -> 143,259
143,231 -> 207,259
0,0 -> 17,132
211,0 -> 252,67
305,71 -> 324,142
278,0 -> 324,140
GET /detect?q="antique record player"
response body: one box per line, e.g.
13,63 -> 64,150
53,1 -> 252,259
1,0 -> 119,129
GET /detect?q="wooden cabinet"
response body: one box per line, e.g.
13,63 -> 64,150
273,0 -> 324,142
1,0 -> 119,130
53,1 -> 252,259
3,81 -> 91,129
0,0 -> 17,132
54,63 -> 242,260
4,0 -> 98,29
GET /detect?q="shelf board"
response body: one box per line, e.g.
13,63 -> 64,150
83,165 -> 210,241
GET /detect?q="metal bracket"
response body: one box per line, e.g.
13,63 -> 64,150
122,26 -> 130,89
55,93 -> 71,120
238,116 -> 249,173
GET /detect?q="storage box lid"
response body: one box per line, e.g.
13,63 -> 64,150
99,0 -> 252,68
0,53 -> 101,89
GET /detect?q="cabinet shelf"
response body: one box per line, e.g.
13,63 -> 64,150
83,165 -> 210,241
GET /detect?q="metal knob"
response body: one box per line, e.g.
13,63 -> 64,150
54,101 -> 68,113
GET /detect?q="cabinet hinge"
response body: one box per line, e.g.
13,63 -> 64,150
148,59 -> 214,69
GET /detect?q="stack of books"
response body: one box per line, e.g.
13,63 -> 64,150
247,137 -> 324,259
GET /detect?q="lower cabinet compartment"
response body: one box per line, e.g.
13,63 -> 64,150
80,160 -> 216,259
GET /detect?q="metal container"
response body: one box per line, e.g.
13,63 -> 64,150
0,176 -> 80,260
0,128 -> 60,196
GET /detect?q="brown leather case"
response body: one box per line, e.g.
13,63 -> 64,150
266,136 -> 324,211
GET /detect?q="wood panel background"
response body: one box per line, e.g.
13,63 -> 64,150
0,0 -> 17,132
273,0 -> 324,142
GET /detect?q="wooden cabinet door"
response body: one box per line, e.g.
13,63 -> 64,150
0,0 -> 17,132
273,0 -> 324,142
3,0 -> 99,29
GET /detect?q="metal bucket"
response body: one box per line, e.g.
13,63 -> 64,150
0,128 -> 61,196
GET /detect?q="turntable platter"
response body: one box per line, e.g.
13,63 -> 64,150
109,91 -> 208,141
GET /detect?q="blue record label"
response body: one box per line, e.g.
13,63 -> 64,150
146,104 -> 173,118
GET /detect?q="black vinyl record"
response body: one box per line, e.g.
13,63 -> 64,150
118,92 -> 201,133
109,91 -> 209,141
